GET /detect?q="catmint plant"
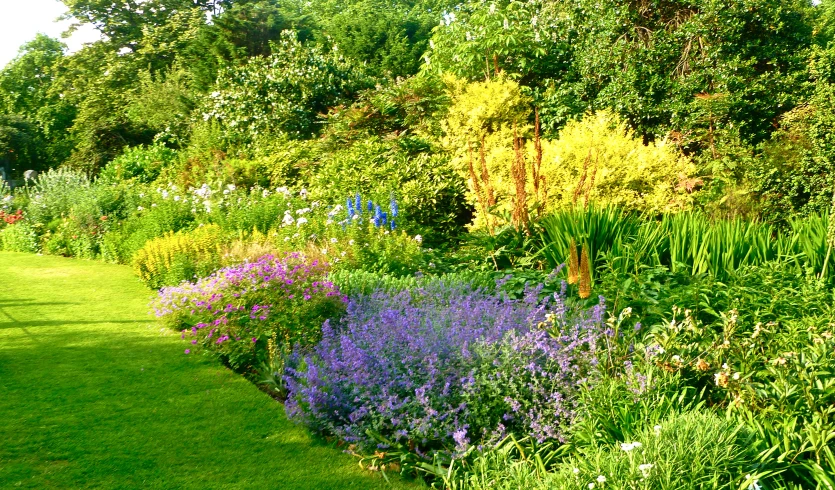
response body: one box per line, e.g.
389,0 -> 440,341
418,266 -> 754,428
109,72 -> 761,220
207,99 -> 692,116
285,280 -> 604,459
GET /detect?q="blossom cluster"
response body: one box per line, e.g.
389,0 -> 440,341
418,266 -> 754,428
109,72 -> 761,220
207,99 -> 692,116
0,209 -> 23,226
285,280 -> 605,459
154,253 -> 346,374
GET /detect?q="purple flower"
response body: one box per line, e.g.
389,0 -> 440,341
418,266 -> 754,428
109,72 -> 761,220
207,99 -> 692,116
285,281 -> 605,457
184,349 -> 191,354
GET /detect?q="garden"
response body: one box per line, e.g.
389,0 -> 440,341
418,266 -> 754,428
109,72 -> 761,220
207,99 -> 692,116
2,0 -> 835,488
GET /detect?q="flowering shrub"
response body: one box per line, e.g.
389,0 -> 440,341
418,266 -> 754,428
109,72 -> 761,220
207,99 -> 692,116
154,254 -> 346,383
285,281 -> 604,460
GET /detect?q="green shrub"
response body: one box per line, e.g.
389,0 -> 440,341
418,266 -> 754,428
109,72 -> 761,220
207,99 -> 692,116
99,143 -> 177,184
0,222 -> 38,253
440,411 -> 766,490
302,137 -> 471,246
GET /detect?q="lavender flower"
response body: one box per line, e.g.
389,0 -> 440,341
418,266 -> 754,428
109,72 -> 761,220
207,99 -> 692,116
285,281 -> 605,458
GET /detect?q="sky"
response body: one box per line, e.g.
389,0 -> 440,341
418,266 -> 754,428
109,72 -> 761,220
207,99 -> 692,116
0,0 -> 101,69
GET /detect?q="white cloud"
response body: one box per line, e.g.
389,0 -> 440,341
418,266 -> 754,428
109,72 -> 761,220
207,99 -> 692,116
0,0 -> 102,69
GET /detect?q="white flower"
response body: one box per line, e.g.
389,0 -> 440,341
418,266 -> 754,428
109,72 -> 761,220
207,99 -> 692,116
262,189 -> 271,198
414,235 -> 423,243
672,355 -> 682,363
638,463 -> 653,477
161,190 -> 169,199
151,203 -> 157,208
138,193 -> 145,198
340,251 -> 347,257
588,484 -> 594,490
503,18 -> 509,29
733,372 -> 741,380
292,233 -> 299,238
227,184 -> 236,191
137,206 -> 144,211
349,239 -> 355,246
597,475 -> 606,483
296,208 -> 311,215
299,188 -> 308,199
330,238 -> 337,243
282,212 -> 295,226
326,219 -> 334,225
620,443 -> 635,451
174,195 -> 181,201
223,189 -> 230,195
296,217 -> 308,226
284,236 -> 290,242
573,467 -> 580,475
653,425 -> 662,436
489,3 -> 496,14
321,248 -> 328,255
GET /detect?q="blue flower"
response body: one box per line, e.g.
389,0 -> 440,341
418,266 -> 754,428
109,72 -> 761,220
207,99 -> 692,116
390,194 -> 399,218
390,219 -> 396,230
374,204 -> 383,227
355,192 -> 362,214
346,197 -> 355,218
367,199 -> 374,212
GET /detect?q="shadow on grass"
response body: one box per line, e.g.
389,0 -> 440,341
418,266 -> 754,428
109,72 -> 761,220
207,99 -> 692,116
0,299 -> 77,307
0,319 -> 150,329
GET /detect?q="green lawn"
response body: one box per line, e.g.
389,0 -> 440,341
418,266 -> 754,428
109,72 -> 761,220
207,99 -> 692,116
0,252 -> 413,489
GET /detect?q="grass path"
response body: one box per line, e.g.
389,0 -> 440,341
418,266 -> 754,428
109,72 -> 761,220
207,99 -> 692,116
0,252 -> 412,489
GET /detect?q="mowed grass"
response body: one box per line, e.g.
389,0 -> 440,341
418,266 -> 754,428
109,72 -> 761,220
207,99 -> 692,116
0,252 -> 414,489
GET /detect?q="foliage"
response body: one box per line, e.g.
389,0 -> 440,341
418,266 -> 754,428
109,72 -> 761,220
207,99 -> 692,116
643,266 -> 835,487
750,44 -> 835,220
206,30 -> 374,142
99,143 -> 178,184
426,0 -> 570,89
538,205 -> 834,288
313,0 -> 437,78
0,35 -> 74,172
302,137 -> 471,245
0,222 -> 39,253
539,112 -> 696,214
442,410 -> 765,490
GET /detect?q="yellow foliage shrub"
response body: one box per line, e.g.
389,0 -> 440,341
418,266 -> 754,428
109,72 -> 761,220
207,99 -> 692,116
132,224 -> 225,288
540,111 -> 696,214
442,76 -> 696,229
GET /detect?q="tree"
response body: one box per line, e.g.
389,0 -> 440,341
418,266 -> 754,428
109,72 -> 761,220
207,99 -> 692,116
206,31 -> 373,142
0,35 -> 75,169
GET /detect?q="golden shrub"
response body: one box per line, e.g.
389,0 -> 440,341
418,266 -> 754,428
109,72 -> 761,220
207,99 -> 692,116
132,224 -> 225,288
540,111 -> 696,214
442,76 -> 697,229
